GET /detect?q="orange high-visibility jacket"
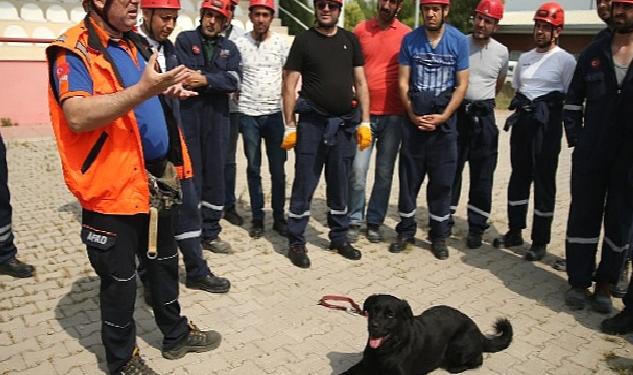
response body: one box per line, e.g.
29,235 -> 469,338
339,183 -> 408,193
46,18 -> 193,215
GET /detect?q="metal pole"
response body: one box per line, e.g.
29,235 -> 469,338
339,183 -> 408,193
414,0 -> 420,28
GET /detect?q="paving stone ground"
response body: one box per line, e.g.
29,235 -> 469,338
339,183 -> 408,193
1,111 -> 632,374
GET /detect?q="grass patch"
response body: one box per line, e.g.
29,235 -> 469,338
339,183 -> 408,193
0,117 -> 17,127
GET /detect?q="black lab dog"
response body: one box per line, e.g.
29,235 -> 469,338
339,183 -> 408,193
342,295 -> 512,375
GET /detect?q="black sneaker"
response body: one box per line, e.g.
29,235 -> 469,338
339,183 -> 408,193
288,244 -> 310,268
389,237 -> 415,253
185,274 -> 231,293
223,207 -> 244,226
329,242 -> 361,260
272,219 -> 289,237
431,239 -> 449,260
119,348 -> 158,375
525,244 -> 546,261
493,229 -> 524,248
162,322 -> 221,360
347,224 -> 361,243
564,287 -> 590,311
202,237 -> 232,254
466,232 -> 482,249
366,224 -> 383,243
0,257 -> 35,278
611,259 -> 630,298
601,310 -> 633,335
249,220 -> 264,239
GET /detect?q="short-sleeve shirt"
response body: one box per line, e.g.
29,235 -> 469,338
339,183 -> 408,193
225,23 -> 246,113
284,27 -> 364,116
399,24 -> 469,96
52,39 -> 169,161
235,32 -> 288,116
512,46 -> 577,101
465,35 -> 509,101
354,18 -> 411,115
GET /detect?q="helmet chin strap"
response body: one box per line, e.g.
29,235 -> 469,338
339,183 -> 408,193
91,0 -> 126,35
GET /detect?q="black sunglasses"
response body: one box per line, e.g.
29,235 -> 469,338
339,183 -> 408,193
315,1 -> 341,10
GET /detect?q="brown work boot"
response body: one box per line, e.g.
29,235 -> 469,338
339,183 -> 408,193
162,322 -> 221,360
118,348 -> 158,375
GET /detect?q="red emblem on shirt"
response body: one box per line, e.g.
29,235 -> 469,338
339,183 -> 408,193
192,45 -> 201,55
591,58 -> 601,69
56,62 -> 69,80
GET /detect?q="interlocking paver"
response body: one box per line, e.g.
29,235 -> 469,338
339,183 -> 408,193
1,113 -> 632,374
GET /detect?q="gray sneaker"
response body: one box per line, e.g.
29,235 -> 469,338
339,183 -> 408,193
591,284 -> 613,314
347,224 -> 361,243
565,287 -> 590,311
366,224 -> 383,243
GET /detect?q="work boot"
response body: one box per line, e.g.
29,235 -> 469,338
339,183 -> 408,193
552,258 -> 567,271
389,237 -> 415,253
119,348 -> 158,375
347,224 -> 361,243
162,322 -> 221,360
493,229 -> 524,248
223,207 -> 243,226
186,274 -> 231,293
249,219 -> 264,239
466,232 -> 483,249
611,259 -> 630,298
366,223 -> 383,243
591,282 -> 613,314
288,244 -> 310,268
564,287 -> 590,311
202,237 -> 232,254
525,244 -> 546,261
0,257 -> 35,278
272,219 -> 289,237
431,239 -> 449,260
329,242 -> 361,260
601,309 -> 633,335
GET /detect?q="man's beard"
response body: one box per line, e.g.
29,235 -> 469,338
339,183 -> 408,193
317,18 -> 338,28
614,19 -> 633,33
425,18 -> 444,31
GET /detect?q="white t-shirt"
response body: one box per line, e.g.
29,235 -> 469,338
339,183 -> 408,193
137,27 -> 167,72
465,35 -> 509,101
513,46 -> 576,101
235,32 -> 288,116
225,23 -> 246,113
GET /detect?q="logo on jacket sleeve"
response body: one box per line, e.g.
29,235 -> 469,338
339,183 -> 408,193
192,45 -> 201,55
220,49 -> 230,58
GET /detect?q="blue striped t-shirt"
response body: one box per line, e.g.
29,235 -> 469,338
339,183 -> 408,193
399,24 -> 469,96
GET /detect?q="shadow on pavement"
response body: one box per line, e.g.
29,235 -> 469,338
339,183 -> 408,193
326,351 -> 362,375
55,275 -> 166,374
58,200 -> 82,222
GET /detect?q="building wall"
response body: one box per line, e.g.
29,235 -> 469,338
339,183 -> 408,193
495,33 -> 597,59
0,61 -> 49,127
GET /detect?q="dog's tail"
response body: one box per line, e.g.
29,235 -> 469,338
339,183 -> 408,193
482,318 -> 513,353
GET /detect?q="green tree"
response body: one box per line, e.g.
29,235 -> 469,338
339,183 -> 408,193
345,0 -> 367,30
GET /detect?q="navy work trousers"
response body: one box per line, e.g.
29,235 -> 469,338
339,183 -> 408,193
450,103 -> 498,235
0,133 -> 16,263
287,115 -> 355,246
506,109 -> 562,245
396,120 -> 458,241
81,209 -> 188,374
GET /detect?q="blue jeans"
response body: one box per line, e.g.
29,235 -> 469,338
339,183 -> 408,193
348,115 -> 403,226
240,112 -> 287,222
224,112 -> 240,210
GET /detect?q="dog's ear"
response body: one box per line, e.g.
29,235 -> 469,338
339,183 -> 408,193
398,299 -> 414,321
363,295 -> 379,313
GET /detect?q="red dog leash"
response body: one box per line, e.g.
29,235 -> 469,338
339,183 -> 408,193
318,295 -> 366,317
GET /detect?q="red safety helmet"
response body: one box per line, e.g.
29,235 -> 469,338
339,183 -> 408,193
249,0 -> 275,12
612,0 -> 633,3
201,0 -> 232,18
141,0 -> 181,9
475,0 -> 504,20
533,2 -> 565,28
420,0 -> 450,5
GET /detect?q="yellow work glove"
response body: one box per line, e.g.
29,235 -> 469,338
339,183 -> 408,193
281,124 -> 297,150
356,122 -> 372,151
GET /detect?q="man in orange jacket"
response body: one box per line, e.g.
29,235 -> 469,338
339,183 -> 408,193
47,0 -> 221,373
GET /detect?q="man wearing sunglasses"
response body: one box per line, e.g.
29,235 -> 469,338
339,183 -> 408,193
281,0 -> 371,268
390,0 -> 469,260
448,0 -> 508,250
347,0 -> 411,244
564,0 -> 633,317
